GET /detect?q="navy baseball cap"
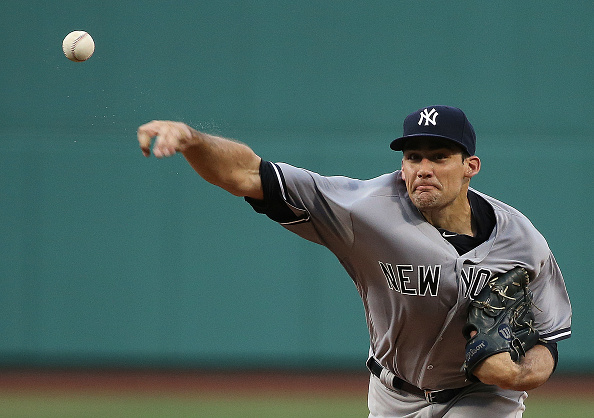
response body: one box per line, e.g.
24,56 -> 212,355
390,106 -> 476,155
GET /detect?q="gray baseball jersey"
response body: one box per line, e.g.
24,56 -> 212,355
248,161 -> 572,391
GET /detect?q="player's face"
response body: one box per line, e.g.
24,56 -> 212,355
401,140 -> 480,212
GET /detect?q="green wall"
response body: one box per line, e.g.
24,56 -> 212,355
1,1 -> 592,372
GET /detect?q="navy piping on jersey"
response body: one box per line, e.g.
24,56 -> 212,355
271,161 -> 288,201
540,327 -> 572,343
270,162 -> 310,225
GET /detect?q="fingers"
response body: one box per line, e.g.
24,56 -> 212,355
137,121 -> 191,158
137,121 -> 157,157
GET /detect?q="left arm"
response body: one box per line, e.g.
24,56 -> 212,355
472,344 -> 554,391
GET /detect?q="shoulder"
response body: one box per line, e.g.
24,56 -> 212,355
471,189 -> 532,223
276,162 -> 403,195
472,189 -> 550,252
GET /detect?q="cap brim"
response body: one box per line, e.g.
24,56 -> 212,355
390,134 -> 468,153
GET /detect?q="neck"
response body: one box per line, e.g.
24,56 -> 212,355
420,194 -> 475,236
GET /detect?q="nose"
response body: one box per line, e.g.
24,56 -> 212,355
417,158 -> 433,178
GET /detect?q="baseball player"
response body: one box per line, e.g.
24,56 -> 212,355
137,105 -> 572,417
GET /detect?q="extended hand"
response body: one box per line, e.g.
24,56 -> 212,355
137,120 -> 196,158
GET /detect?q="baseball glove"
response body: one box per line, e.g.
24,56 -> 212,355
461,267 -> 540,381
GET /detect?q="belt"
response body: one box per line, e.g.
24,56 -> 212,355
366,358 -> 466,404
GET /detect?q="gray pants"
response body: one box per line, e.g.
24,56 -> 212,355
368,374 -> 527,417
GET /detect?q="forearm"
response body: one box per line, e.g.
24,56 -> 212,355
137,120 -> 263,199
513,344 -> 555,390
182,129 -> 263,198
473,345 -> 554,391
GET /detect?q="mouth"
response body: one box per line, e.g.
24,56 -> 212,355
413,183 -> 439,193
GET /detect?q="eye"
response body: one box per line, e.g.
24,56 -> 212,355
431,150 -> 456,162
406,153 -> 422,162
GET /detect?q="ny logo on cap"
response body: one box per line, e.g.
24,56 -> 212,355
418,108 -> 438,126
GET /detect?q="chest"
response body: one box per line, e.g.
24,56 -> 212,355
347,197 -> 519,308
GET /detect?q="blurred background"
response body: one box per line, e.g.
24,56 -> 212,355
0,2 -> 592,413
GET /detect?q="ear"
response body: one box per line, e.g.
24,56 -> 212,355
464,156 -> 481,179
401,159 -> 406,181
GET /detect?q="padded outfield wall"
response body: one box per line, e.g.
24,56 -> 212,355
1,2 -> 592,372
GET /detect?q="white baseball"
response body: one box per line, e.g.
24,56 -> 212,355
62,31 -> 95,62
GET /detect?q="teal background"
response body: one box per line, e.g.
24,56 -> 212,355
1,1 -> 592,372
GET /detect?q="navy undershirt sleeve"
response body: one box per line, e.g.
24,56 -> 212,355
244,160 -> 302,223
